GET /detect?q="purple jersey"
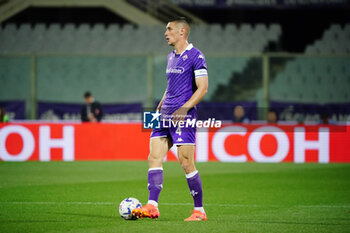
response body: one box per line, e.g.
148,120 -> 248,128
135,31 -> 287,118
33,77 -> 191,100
162,44 -> 208,110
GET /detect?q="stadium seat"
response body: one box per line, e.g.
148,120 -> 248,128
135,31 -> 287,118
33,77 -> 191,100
35,55 -> 149,103
305,24 -> 350,54
267,24 -> 282,41
224,23 -> 238,36
0,22 -> 281,55
268,56 -> 350,103
3,24 -> 16,35
0,22 -> 283,105
240,24 -> 253,36
0,57 -> 31,104
106,24 -> 120,38
0,24 -> 17,53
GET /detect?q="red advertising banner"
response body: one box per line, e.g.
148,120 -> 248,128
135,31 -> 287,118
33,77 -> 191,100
0,123 -> 349,163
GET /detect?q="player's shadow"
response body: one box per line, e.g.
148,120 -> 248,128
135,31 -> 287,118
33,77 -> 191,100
47,211 -> 116,220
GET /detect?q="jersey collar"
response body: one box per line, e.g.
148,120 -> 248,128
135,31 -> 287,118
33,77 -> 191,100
174,43 -> 193,57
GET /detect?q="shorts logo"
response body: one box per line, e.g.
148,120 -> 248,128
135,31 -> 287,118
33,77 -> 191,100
143,111 -> 161,129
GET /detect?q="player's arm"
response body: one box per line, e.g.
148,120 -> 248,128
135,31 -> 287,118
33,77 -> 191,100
173,76 -> 208,121
156,88 -> 167,111
183,76 -> 208,109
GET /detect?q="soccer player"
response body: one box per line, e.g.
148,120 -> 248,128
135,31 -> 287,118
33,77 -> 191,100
132,17 -> 208,221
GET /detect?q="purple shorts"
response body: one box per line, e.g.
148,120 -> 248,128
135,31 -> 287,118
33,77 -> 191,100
150,107 -> 196,145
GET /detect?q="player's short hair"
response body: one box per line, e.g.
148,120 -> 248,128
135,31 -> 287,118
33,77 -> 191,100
268,108 -> 276,113
84,91 -> 92,98
169,17 -> 190,37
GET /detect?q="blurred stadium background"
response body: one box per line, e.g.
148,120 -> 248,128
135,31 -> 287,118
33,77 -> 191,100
0,0 -> 349,122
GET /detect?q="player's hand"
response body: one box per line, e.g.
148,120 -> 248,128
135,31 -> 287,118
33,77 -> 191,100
172,108 -> 188,122
88,113 -> 97,122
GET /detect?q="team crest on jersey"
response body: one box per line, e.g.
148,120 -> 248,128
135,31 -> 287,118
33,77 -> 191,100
182,55 -> 188,61
198,54 -> 204,59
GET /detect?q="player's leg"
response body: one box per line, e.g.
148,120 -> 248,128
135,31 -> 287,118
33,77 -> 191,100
147,137 -> 173,205
177,145 -> 207,221
132,136 -> 172,219
177,144 -> 196,174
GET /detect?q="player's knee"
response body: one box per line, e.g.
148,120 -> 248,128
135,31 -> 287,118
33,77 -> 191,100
180,160 -> 194,173
148,153 -> 155,162
148,153 -> 161,163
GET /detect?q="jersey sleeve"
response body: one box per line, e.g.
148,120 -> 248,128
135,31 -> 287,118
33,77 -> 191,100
193,52 -> 208,78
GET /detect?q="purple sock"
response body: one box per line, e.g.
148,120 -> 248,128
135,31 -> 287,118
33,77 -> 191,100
186,171 -> 203,207
148,168 -> 163,203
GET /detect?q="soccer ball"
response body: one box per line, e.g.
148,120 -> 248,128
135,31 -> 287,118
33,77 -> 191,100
119,197 -> 142,220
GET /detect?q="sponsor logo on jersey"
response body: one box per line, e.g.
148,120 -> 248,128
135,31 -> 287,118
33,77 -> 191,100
166,66 -> 185,74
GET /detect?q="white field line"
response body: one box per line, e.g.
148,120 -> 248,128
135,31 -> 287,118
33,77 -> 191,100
0,202 -> 349,208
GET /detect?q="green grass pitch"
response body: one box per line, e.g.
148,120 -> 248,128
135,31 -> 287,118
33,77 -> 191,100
0,162 -> 349,233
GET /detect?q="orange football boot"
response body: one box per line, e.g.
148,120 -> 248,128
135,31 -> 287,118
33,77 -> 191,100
132,203 -> 160,219
184,210 -> 207,221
